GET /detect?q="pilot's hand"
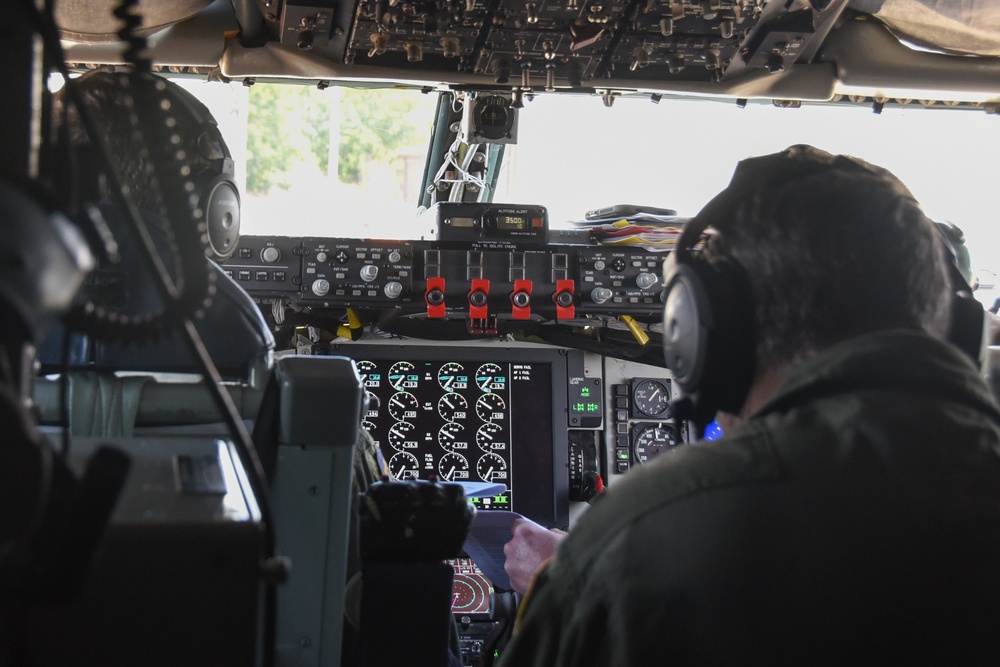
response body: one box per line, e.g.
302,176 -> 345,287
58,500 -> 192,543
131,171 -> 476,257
503,517 -> 567,596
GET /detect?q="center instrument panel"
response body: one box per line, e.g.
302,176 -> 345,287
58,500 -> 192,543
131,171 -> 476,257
221,234 -> 668,323
324,339 -> 692,664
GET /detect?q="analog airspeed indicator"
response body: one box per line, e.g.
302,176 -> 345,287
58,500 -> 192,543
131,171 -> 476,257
633,424 -> 679,464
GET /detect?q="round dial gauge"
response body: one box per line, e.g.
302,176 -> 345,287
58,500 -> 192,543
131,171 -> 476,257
387,421 -> 417,450
438,362 -> 466,391
477,452 -> 508,482
633,379 -> 670,418
633,424 -> 678,464
438,422 -> 468,452
476,363 -> 504,392
476,393 -> 507,422
388,361 -> 415,390
357,360 -> 378,386
437,392 -> 469,421
389,451 -> 419,479
476,422 -> 506,452
387,391 -> 419,421
364,390 -> 381,413
362,419 -> 377,434
438,452 -> 470,481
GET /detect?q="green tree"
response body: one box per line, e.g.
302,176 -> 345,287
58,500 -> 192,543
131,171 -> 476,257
246,84 -> 430,194
338,88 -> 425,185
246,84 -> 330,194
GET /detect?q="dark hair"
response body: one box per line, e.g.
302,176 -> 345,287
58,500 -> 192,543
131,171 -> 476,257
707,151 -> 952,371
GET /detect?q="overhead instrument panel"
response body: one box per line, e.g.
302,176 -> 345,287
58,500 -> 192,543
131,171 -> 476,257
341,0 -> 840,89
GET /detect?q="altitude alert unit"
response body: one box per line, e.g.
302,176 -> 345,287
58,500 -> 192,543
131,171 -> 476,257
460,95 -> 519,144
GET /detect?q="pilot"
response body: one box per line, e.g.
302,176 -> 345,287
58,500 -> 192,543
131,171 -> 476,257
497,145 -> 1000,665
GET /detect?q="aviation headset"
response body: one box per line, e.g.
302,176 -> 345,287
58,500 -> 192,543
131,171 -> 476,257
662,146 -> 986,430
70,68 -> 241,261
138,72 -> 242,261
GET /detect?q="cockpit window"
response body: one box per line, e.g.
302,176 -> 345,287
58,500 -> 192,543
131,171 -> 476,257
174,79 -> 439,239
493,94 -> 1000,302
178,79 -> 1000,305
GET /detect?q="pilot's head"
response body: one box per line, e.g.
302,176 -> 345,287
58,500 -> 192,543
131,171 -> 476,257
663,144 -> 953,425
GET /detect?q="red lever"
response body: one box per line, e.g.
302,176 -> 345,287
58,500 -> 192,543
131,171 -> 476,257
511,279 -> 532,320
554,279 -> 575,319
425,277 -> 446,318
469,278 -> 490,320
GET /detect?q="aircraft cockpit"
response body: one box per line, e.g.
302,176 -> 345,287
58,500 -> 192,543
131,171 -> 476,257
3,0 -> 1000,665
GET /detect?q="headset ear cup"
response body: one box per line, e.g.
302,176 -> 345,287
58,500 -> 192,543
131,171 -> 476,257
663,263 -> 711,392
203,176 -> 240,260
663,254 -> 756,421
949,291 -> 987,369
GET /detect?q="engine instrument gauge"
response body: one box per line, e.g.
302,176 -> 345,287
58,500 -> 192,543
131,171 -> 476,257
633,424 -> 678,464
437,392 -> 469,421
476,422 -> 506,452
357,360 -> 378,387
476,393 -> 507,422
633,379 -> 670,418
438,452 -> 470,481
387,421 -> 417,450
438,362 -> 467,390
389,451 -> 419,479
388,361 -> 416,390
475,363 -> 504,392
387,391 -> 419,421
438,422 -> 468,452
477,452 -> 508,482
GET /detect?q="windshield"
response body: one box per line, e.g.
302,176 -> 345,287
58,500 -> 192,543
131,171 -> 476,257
180,80 -> 1000,305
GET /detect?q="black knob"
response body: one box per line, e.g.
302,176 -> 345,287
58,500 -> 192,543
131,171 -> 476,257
426,289 -> 445,305
297,30 -> 314,50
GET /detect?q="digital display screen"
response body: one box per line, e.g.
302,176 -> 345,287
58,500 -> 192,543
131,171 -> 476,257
332,343 -> 567,524
497,215 -> 527,231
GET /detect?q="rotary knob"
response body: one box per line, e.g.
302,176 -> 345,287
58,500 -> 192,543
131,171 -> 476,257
360,265 -> 379,282
384,281 -> 403,299
636,272 -> 660,290
316,251 -> 328,263
261,247 -> 281,263
312,279 -> 330,296
591,287 -> 613,304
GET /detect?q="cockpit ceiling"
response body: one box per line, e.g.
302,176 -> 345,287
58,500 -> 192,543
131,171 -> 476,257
57,0 -> 1000,105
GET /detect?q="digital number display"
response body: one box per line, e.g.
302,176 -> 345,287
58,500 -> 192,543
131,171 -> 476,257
497,215 -> 527,231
